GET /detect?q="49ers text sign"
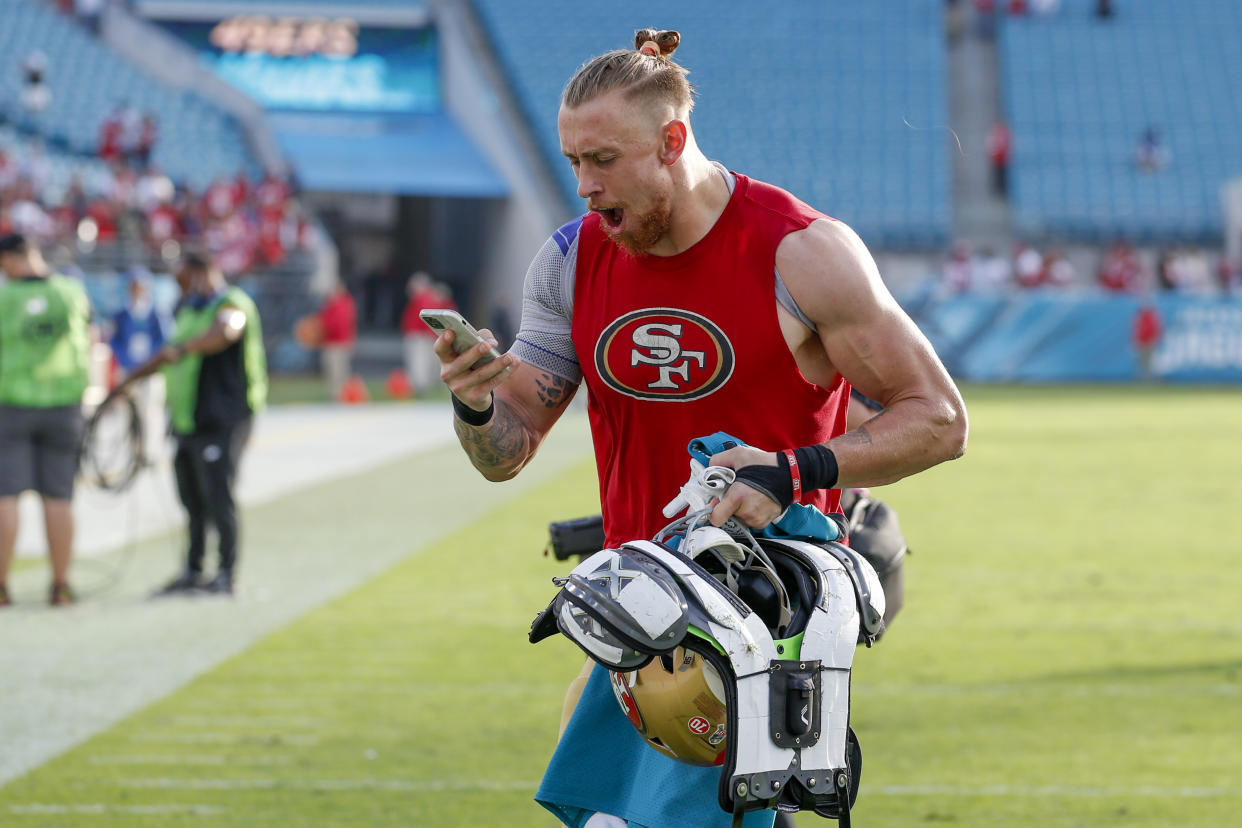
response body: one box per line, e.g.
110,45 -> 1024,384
594,308 -> 735,402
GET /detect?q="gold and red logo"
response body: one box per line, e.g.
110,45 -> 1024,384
594,308 -> 734,402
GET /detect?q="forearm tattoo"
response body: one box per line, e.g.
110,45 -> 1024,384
535,373 -> 573,409
454,396 -> 530,476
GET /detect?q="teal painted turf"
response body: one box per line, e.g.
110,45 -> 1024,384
4,386 -> 1241,827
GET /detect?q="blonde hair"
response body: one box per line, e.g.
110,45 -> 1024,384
562,29 -> 695,113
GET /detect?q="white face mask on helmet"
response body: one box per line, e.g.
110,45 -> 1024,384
530,513 -> 886,827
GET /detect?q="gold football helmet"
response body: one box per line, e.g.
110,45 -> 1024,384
609,645 -> 729,767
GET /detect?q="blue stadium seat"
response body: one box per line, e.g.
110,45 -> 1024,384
472,0 -> 951,248
1000,0 -> 1242,243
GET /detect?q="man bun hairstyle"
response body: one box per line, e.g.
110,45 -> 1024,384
562,28 -> 695,113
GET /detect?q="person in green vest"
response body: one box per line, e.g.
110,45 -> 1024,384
113,248 -> 266,596
0,233 -> 93,607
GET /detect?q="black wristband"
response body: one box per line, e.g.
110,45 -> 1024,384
793,444 -> 839,491
733,444 -> 839,513
452,394 -> 494,426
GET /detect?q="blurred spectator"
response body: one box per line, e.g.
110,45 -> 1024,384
401,272 -> 454,394
1157,247 -> 1211,294
942,239 -> 973,292
973,0 -> 997,38
1030,0 -> 1060,13
109,267 -> 170,377
19,51 -> 52,130
318,279 -> 357,400
99,105 -> 124,163
1041,248 -> 1077,288
987,121 -> 1011,196
1096,0 -> 1113,19
135,113 -> 158,170
1218,258 -> 1242,295
1013,242 -> 1044,289
1135,125 -> 1170,172
74,0 -> 106,34
1098,241 -> 1142,292
1132,304 -> 1162,382
973,246 -> 1012,291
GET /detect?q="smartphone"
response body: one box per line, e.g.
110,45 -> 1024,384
419,308 -> 502,367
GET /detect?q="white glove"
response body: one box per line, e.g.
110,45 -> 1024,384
662,459 -> 737,518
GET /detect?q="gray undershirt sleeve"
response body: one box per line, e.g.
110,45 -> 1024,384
511,234 -> 582,384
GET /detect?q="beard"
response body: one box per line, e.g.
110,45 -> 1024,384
607,196 -> 673,256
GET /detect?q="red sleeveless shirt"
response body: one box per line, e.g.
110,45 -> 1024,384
571,173 -> 850,546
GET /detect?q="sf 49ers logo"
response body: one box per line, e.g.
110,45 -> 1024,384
595,308 -> 734,401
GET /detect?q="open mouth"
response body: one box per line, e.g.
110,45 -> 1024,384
594,206 -> 624,230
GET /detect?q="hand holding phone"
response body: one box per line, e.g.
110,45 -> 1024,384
419,308 -> 502,368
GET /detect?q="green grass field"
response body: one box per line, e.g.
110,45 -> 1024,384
4,385 -> 1241,826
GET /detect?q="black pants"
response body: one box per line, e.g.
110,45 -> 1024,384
173,419 -> 252,575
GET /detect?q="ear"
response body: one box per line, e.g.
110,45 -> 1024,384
659,119 -> 688,166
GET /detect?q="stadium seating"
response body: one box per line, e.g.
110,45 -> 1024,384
471,1 -> 952,249
0,0 -> 255,189
1000,0 -> 1242,244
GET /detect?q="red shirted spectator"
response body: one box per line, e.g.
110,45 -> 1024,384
1099,242 -> 1142,292
318,281 -> 357,399
99,112 -> 123,163
987,121 -> 1012,196
203,177 -> 240,220
1013,242 -> 1044,289
146,200 -> 182,247
85,199 -> 117,242
401,273 -> 456,394
255,173 -> 290,218
1133,305 -> 1163,381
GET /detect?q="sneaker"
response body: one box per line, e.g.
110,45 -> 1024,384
0,583 -> 11,607
154,570 -> 203,596
197,571 -> 234,596
49,583 -> 75,607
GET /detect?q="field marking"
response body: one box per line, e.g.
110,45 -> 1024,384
162,715 -> 325,728
8,803 -> 225,815
89,754 -> 293,766
117,777 -> 540,792
868,784 -> 1242,798
105,778 -> 1242,798
128,732 -> 320,746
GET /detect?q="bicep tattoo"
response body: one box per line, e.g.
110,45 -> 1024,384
535,372 -> 575,409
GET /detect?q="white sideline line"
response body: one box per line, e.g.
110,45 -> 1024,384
118,777 -> 539,792
8,803 -> 225,815
90,754 -> 293,766
108,779 -> 1242,798
868,784 -> 1242,798
163,715 -> 324,727
128,733 -> 319,746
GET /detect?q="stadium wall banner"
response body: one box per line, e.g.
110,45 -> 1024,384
160,18 -> 439,113
906,292 -> 1242,383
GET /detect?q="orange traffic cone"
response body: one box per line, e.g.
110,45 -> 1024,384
339,375 -> 370,404
386,368 -> 413,400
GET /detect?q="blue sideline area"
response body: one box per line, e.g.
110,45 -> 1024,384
472,0 -> 951,249
904,291 -> 1242,383
1001,0 -> 1242,244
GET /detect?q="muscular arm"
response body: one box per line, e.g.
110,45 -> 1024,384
782,219 -> 967,487
710,220 -> 966,528
441,334 -> 579,482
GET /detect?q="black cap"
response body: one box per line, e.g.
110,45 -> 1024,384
0,233 -> 29,255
